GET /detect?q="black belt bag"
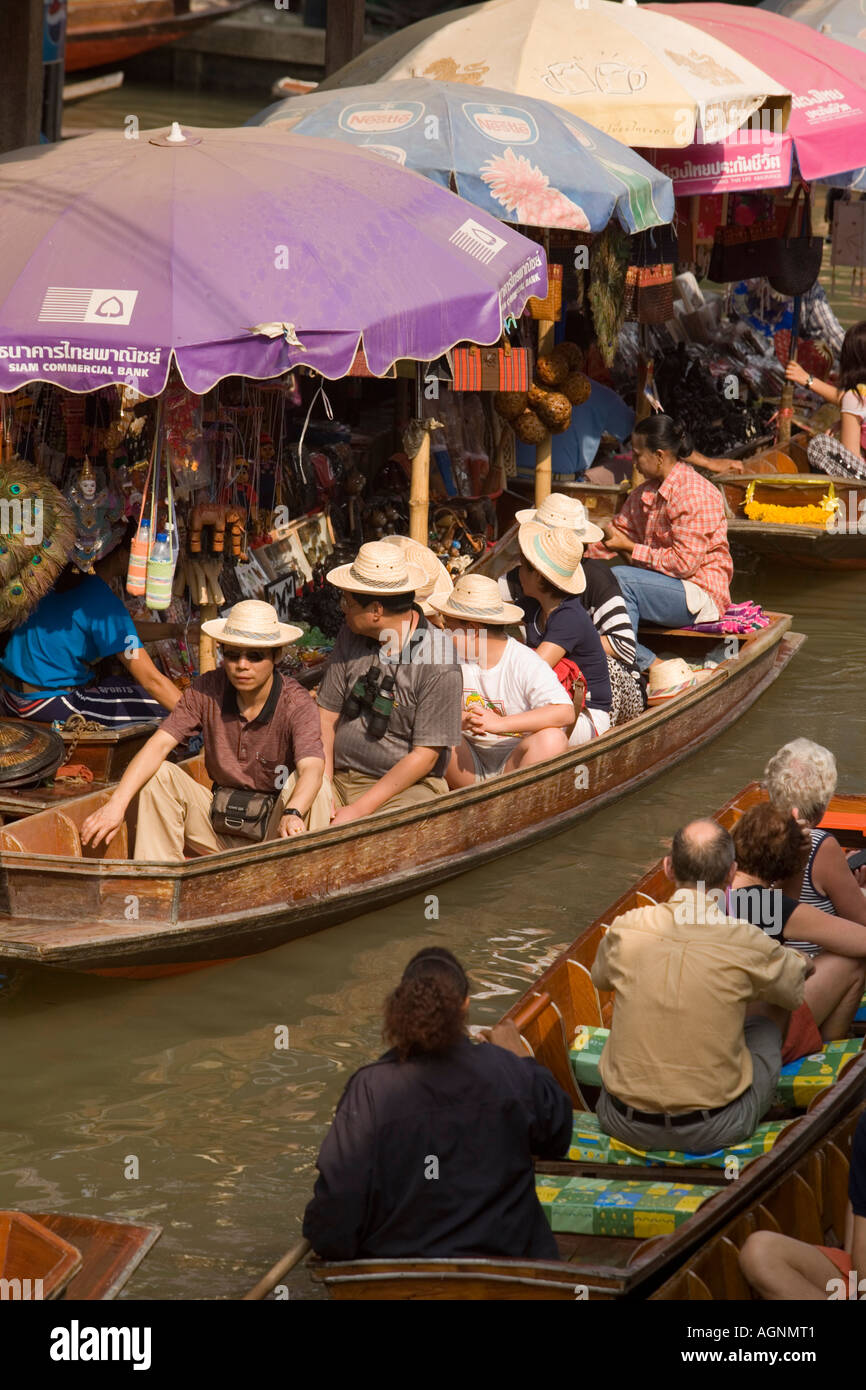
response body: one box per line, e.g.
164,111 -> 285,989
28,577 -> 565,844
210,785 -> 277,843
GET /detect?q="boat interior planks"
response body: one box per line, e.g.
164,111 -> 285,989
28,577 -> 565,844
0,615 -> 802,976
20,1213 -> 161,1300
308,783 -> 866,1301
651,1102 -> 866,1300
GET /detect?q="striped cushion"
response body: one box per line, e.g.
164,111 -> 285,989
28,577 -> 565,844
567,1111 -> 788,1169
535,1173 -> 717,1238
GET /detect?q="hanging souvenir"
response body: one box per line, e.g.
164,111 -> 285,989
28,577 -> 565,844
68,457 -> 126,573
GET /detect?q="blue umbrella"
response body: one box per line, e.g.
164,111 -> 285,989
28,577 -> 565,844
250,79 -> 674,235
760,0 -> 866,54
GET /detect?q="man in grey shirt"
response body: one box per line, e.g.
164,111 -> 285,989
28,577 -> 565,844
318,541 -> 463,825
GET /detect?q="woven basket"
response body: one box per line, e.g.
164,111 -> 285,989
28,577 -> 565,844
526,263 -> 563,321
624,264 -> 674,325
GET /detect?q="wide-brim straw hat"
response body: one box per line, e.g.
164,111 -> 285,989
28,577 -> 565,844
518,522 -> 586,595
647,657 -> 714,704
383,535 -> 454,615
201,598 -> 302,647
326,539 -> 427,595
432,572 -> 523,625
514,491 -> 604,543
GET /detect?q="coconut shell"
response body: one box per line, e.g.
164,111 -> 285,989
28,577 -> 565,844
534,353 -> 568,388
562,371 -> 592,406
493,390 -> 529,423
534,392 -> 572,433
513,408 -> 548,445
527,383 -> 549,411
558,342 -> 585,371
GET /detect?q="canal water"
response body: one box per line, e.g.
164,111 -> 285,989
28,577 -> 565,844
2,83 -> 864,1301
0,561 -> 863,1299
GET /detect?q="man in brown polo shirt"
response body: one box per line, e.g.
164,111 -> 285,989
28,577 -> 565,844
80,600 -> 328,861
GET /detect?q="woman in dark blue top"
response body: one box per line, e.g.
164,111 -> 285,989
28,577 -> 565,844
303,948 -> 572,1262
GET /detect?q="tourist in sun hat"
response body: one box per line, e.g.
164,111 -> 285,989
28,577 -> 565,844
432,572 -> 574,786
500,496 -> 643,725
511,524 -> 616,743
317,540 -> 463,824
382,534 -> 454,624
81,598 -> 329,859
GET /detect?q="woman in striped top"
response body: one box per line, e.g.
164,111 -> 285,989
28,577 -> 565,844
731,804 -> 866,1057
765,740 -> 866,924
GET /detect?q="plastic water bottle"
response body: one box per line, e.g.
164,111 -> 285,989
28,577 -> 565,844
145,531 -> 174,611
126,518 -> 150,595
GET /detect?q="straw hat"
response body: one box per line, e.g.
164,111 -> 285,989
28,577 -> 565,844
514,491 -> 604,542
326,539 -> 427,595
383,534 -> 454,615
432,572 -> 523,625
200,599 -> 302,648
647,658 -> 713,704
517,522 -> 586,595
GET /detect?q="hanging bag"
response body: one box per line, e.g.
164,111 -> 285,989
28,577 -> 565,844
767,185 -> 824,297
450,338 -> 532,392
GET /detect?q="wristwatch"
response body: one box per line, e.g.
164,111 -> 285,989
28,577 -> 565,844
282,807 -> 304,821
807,374 -> 814,389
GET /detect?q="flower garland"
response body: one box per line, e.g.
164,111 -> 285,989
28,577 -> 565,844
743,480 -> 841,528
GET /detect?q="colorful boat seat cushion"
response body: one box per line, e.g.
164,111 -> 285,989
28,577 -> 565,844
856,988 -> 866,1025
535,1173 -> 718,1238
567,1110 -> 788,1169
775,1038 -> 863,1108
569,1026 -> 863,1109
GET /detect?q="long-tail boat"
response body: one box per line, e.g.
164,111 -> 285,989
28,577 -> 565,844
65,0 -> 257,73
710,434 -> 866,571
0,721 -> 155,824
1,1210 -> 160,1299
305,782 -> 866,1301
0,612 -> 800,978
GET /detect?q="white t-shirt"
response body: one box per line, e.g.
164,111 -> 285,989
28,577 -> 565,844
460,635 -> 569,748
840,387 -> 866,420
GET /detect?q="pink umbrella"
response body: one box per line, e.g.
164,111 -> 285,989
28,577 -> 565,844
643,3 -> 866,194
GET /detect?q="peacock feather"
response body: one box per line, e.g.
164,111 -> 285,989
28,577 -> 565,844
0,451 -> 76,633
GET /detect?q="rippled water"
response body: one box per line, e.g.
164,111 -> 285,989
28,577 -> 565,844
0,562 -> 863,1298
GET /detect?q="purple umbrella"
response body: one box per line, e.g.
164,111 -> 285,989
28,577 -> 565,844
0,124 -> 547,396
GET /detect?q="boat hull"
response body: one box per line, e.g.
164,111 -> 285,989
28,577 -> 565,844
65,1 -> 255,72
0,619 -> 802,976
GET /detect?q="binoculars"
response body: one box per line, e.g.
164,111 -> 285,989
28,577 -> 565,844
342,663 -> 396,740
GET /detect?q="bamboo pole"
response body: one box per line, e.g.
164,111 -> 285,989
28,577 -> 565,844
199,604 -> 218,673
242,1238 -> 311,1301
409,431 -> 431,543
534,314 -> 556,507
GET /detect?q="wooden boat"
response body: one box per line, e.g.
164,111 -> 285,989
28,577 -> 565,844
65,0 -> 257,73
712,434 -> 866,571
1,1211 -> 160,1300
0,721 -> 156,824
0,613 -> 801,979
651,1100 -> 865,1300
308,782 -> 866,1301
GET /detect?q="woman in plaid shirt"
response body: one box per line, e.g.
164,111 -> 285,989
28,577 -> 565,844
599,415 -> 733,672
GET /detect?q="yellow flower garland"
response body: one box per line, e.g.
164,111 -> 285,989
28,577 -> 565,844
743,480 -> 841,528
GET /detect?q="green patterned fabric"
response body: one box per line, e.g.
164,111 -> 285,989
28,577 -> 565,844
567,1111 -> 788,1169
535,1173 -> 717,1238
569,1027 -> 864,1110
856,988 -> 866,1024
775,1038 -> 864,1108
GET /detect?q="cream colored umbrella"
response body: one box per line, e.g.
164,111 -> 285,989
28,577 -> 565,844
318,0 -> 791,148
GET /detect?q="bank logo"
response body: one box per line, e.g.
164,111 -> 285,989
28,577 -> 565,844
38,288 -> 139,326
449,218 -> 507,264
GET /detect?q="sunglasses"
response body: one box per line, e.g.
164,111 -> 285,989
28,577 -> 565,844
221,647 -> 272,663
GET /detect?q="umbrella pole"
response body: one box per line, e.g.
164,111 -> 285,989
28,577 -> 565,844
409,364 -> 430,544
776,293 -> 802,449
534,231 -> 555,507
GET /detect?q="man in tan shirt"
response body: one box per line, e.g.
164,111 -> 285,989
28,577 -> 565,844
592,819 -> 809,1154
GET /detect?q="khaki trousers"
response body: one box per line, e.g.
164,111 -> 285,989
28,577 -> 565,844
332,769 -> 448,814
134,761 -> 332,862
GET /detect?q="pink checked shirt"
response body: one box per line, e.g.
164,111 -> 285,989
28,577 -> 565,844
612,462 -> 732,617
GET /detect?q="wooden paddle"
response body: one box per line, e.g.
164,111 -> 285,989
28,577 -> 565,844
242,1238 -> 311,1301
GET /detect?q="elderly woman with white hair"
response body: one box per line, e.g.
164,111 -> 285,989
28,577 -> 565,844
765,739 -> 866,922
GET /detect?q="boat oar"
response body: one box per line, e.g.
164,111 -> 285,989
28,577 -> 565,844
242,1237 -> 311,1301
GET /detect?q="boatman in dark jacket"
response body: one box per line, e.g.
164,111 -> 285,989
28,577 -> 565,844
303,948 -> 573,1262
